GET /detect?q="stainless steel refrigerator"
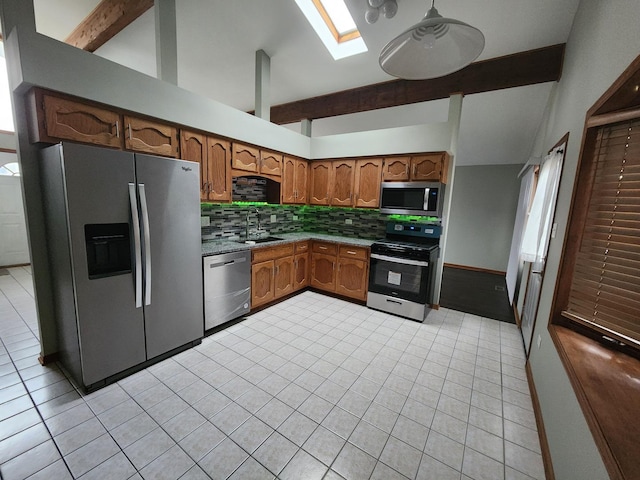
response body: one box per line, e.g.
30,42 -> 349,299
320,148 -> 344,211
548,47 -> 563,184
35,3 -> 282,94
41,142 -> 203,391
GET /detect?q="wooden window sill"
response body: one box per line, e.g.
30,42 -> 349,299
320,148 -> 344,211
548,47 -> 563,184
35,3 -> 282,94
549,324 -> 640,480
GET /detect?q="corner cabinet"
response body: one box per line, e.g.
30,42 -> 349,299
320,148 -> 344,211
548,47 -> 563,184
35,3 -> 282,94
382,153 -> 450,183
282,156 -> 308,204
180,131 -> 231,202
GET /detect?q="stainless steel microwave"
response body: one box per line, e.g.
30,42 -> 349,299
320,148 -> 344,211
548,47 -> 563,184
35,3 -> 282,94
379,182 -> 445,217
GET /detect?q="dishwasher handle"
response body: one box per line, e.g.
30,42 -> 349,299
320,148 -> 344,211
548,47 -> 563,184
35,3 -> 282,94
207,256 -> 247,269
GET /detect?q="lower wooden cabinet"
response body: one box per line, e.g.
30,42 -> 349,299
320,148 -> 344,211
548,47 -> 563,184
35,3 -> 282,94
274,256 -> 294,298
310,241 -> 369,301
293,241 -> 310,289
251,260 -> 275,307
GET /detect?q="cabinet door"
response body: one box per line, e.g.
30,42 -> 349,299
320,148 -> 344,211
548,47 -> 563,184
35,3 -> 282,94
294,252 -> 309,290
337,258 -> 368,301
309,161 -> 333,205
232,143 -> 260,173
354,158 -> 382,208
382,156 -> 410,181
294,159 -> 308,204
251,260 -> 275,307
261,149 -> 282,177
207,136 -> 232,202
124,115 -> 178,157
410,153 -> 444,181
42,94 -> 122,148
282,156 -> 297,204
331,160 -> 355,206
274,256 -> 294,298
180,130 -> 208,202
311,253 -> 336,291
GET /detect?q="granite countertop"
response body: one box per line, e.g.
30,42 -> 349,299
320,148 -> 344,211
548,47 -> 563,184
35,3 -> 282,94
202,232 -> 375,257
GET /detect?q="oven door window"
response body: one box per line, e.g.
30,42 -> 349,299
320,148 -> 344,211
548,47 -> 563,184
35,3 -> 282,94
368,256 -> 429,304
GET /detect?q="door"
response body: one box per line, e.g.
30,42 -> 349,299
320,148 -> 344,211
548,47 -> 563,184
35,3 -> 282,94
274,256 -> 294,298
368,254 -> 430,304
0,168 -> 29,267
135,154 -> 203,359
207,136 -> 232,202
411,154 -> 442,181
56,143 -> 146,386
252,260 -> 275,307
294,159 -> 308,203
337,258 -> 368,300
382,156 -> 410,181
282,156 -> 296,204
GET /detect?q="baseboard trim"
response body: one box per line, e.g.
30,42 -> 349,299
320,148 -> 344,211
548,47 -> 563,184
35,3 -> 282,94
513,303 -> 521,328
525,359 -> 556,480
39,352 -> 59,366
443,263 -> 506,276
0,263 -> 30,269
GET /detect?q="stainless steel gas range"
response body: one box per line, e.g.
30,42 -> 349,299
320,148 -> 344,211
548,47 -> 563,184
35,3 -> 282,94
367,222 -> 441,322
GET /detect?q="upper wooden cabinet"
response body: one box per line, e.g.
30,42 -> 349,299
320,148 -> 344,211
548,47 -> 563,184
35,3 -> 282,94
29,91 -> 122,148
382,153 -> 450,183
309,161 -> 333,205
331,160 -> 355,206
354,158 -> 382,208
124,115 -> 178,158
310,158 -> 382,208
282,156 -> 308,204
207,137 -> 232,202
180,131 -> 231,202
232,142 -> 282,177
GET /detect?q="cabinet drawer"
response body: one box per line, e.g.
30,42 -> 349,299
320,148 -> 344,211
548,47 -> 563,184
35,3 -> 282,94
252,243 -> 294,263
312,241 -> 337,255
339,245 -> 368,261
295,241 -> 310,253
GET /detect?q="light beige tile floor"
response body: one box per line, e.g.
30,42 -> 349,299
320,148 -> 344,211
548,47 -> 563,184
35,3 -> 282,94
0,266 -> 545,479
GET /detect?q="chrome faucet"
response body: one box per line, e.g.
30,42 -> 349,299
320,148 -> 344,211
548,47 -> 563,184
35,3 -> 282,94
255,208 -> 261,232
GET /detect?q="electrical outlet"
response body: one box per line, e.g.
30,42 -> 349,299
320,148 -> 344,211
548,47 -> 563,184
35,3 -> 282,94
270,214 -> 276,223
200,216 -> 210,227
537,334 -> 542,349
292,215 -> 299,221
345,219 -> 353,225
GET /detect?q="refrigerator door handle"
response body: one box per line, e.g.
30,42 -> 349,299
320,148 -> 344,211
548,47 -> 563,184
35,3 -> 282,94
128,183 -> 143,308
138,184 -> 152,306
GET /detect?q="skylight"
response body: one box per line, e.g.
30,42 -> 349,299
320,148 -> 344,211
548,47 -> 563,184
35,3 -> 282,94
295,0 -> 367,60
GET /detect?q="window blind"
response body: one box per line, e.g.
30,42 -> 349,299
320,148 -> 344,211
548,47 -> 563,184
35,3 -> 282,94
563,119 -> 640,346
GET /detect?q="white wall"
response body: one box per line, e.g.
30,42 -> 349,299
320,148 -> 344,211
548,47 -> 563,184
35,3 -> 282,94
444,164 -> 522,272
527,1 -> 640,479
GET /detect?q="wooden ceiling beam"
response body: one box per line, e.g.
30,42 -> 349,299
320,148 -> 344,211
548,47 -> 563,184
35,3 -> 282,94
65,0 -> 153,52
268,43 -> 565,125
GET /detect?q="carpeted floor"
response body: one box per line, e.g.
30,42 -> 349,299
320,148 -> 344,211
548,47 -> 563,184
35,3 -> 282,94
439,266 -> 515,324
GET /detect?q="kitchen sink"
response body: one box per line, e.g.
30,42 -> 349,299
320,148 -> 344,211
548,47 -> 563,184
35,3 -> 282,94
242,236 -> 283,244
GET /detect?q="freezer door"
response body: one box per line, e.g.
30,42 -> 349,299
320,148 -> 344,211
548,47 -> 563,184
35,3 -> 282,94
135,154 -> 204,359
59,143 -> 146,386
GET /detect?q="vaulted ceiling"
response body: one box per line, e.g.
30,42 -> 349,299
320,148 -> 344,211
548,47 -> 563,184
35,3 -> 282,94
30,0 -> 581,166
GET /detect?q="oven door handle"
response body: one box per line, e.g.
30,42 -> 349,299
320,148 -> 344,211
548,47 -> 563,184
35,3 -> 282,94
370,253 -> 430,267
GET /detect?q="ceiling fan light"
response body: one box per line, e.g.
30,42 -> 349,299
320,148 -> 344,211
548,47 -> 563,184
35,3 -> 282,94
368,0 -> 385,8
379,5 -> 484,80
365,5 -> 380,24
382,0 -> 398,19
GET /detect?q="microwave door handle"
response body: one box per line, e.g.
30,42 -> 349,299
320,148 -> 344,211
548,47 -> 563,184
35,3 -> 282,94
138,184 -> 152,306
128,183 -> 143,308
423,188 -> 430,210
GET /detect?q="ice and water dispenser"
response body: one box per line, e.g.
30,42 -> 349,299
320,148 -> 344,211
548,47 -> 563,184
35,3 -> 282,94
84,223 -> 132,279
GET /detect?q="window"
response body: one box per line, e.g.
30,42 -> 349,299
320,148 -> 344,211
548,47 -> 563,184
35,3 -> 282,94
562,119 -> 640,349
0,161 -> 20,176
552,53 -> 640,355
295,0 -> 367,60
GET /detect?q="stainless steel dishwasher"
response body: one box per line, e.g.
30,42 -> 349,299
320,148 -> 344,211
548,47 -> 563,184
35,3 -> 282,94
203,250 -> 251,330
